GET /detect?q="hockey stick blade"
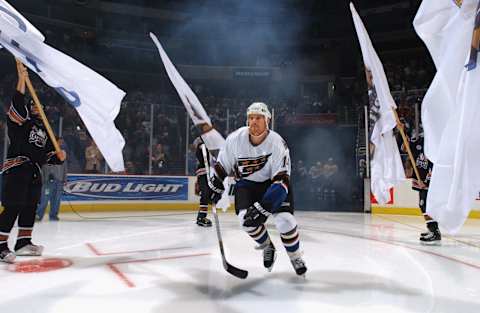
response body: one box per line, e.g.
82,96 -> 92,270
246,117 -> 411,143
224,261 -> 248,279
215,213 -> 249,279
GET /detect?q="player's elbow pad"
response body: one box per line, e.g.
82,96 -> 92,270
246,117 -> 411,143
261,182 -> 288,213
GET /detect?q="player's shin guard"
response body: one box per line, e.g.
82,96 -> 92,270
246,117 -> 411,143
274,213 -> 302,256
280,227 -> 307,276
280,226 -> 301,256
245,224 -> 271,248
274,213 -> 307,276
239,209 -> 271,247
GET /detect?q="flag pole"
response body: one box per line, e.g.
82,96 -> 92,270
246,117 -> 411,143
392,109 -> 424,187
18,61 -> 62,157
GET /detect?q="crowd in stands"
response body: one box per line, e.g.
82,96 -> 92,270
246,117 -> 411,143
352,52 -> 435,179
0,69 -> 350,177
0,51 -> 434,203
293,158 -> 341,206
351,55 -> 433,108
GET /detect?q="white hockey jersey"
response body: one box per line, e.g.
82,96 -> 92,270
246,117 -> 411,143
217,127 -> 291,182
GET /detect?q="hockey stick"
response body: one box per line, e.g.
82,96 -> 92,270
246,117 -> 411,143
16,60 -> 63,159
392,109 -> 425,188
200,144 -> 248,279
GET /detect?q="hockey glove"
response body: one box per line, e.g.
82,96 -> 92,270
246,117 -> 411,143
208,174 -> 225,204
243,202 -> 271,228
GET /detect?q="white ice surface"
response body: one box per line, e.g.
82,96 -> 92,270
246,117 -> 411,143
1,211 -> 479,313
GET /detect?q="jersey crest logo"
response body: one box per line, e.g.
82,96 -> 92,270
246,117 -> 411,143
416,153 -> 429,170
29,125 -> 47,148
237,154 -> 272,177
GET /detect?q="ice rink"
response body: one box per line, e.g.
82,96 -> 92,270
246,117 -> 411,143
1,211 -> 479,313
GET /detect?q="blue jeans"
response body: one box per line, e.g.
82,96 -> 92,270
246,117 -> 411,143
36,180 -> 63,219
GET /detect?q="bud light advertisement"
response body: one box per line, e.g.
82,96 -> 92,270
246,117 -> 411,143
63,175 -> 188,201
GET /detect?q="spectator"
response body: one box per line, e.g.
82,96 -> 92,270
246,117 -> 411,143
323,157 -> 339,199
85,140 -> 103,174
37,138 -> 68,221
151,143 -> 167,174
125,161 -> 136,174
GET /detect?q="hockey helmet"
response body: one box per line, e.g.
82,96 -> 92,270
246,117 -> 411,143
246,102 -> 271,120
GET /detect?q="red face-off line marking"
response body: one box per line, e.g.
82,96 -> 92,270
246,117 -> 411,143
85,242 -> 210,288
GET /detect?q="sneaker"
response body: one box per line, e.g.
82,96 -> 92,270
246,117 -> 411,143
15,244 -> 44,256
290,255 -> 307,276
196,217 -> 212,227
263,242 -> 276,272
0,249 -> 16,263
49,216 -> 60,221
420,231 -> 442,245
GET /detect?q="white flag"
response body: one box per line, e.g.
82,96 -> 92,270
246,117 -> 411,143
413,0 -> 471,163
0,6 -> 126,171
415,0 -> 480,233
150,32 -> 230,210
350,3 -> 405,204
149,33 -> 225,151
0,0 -> 44,44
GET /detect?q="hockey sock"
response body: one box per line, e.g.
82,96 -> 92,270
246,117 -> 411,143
246,224 -> 270,247
14,227 -> 33,250
280,226 -> 301,257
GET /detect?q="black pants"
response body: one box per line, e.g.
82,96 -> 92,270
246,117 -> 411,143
234,179 -> 294,215
198,174 -> 209,207
418,189 -> 428,214
0,163 -> 42,234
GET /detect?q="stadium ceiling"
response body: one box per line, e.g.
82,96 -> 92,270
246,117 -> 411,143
15,0 -> 418,43
47,0 -> 415,16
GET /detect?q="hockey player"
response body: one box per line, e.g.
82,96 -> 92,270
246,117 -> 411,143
0,61 -> 66,263
403,128 -> 441,244
208,102 -> 307,276
193,137 -> 212,227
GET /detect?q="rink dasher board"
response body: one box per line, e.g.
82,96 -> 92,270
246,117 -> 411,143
372,180 -> 480,218
0,174 -> 236,213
